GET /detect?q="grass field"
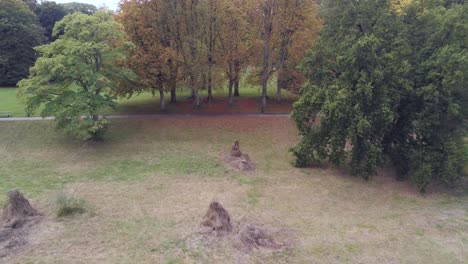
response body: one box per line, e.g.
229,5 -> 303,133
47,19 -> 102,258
0,118 -> 466,263
0,88 -> 32,117
0,84 -> 296,117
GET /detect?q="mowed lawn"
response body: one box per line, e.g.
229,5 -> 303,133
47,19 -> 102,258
0,117 -> 467,263
0,85 -> 296,117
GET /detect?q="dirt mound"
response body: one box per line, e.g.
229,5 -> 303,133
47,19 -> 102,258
201,201 -> 232,235
231,140 -> 242,157
224,141 -> 256,171
2,190 -> 40,229
195,202 -> 292,254
235,224 -> 282,252
0,190 -> 42,259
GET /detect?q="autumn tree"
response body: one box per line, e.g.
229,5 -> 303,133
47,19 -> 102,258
275,0 -> 319,102
18,11 -> 135,140
217,0 -> 256,104
118,0 -> 178,110
202,0 -> 219,102
181,0 -> 208,107
259,0 -> 277,112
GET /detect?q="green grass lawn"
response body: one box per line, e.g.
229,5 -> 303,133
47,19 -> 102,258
0,87 -> 31,116
0,83 -> 297,117
0,118 -> 466,263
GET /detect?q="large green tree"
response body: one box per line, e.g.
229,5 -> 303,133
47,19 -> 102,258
60,2 -> 97,15
291,0 -> 467,192
0,0 -> 44,86
18,11 -> 136,140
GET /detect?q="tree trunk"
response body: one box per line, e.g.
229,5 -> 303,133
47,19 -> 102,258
228,79 -> 234,105
207,69 -> 213,102
234,80 -> 239,97
195,89 -> 201,108
277,36 -> 288,103
169,62 -> 177,103
170,88 -> 177,103
159,90 -> 166,110
276,66 -> 284,103
234,60 -> 240,97
190,89 -> 196,99
261,4 -> 273,113
207,85 -> 213,102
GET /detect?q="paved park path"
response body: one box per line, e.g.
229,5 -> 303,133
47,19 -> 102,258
0,113 -> 290,121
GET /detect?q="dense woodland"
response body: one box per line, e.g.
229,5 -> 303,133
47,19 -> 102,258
0,0 -> 98,86
0,0 -> 466,191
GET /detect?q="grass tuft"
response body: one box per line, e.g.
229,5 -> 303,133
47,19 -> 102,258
56,192 -> 88,217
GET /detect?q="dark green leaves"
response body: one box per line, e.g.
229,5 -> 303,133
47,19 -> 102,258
292,0 -> 467,191
0,0 -> 44,86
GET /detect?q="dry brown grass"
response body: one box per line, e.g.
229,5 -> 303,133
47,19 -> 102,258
0,117 -> 466,263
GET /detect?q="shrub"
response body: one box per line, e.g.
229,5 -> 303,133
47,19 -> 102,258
56,192 -> 87,217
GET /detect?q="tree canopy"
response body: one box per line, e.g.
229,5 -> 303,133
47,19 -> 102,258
0,0 -> 44,86
117,0 -> 319,109
17,11 -> 136,140
34,1 -> 67,41
292,0 -> 467,192
60,2 -> 98,15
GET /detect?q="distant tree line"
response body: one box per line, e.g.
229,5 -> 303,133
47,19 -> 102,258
116,0 -> 320,110
16,0 -> 320,140
0,0 -> 98,86
292,0 -> 467,192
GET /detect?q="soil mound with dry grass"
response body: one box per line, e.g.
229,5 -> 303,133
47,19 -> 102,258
196,202 -> 292,254
0,190 -> 42,258
224,141 -> 256,171
235,224 -> 282,252
201,201 -> 232,235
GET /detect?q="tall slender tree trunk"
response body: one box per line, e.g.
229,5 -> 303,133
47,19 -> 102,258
276,65 -> 284,103
207,66 -> 213,102
190,89 -> 196,99
234,60 -> 240,96
159,89 -> 166,110
170,87 -> 177,103
277,36 -> 289,103
207,83 -> 213,102
169,62 -> 177,103
261,4 -> 273,113
234,80 -> 239,97
228,79 -> 234,105
195,89 -> 201,108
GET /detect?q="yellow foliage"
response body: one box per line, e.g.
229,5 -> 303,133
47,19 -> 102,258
392,0 -> 412,13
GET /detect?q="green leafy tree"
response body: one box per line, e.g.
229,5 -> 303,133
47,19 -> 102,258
18,11 -> 136,140
0,0 -> 44,86
291,0 -> 467,192
60,2 -> 97,15
392,1 -> 468,190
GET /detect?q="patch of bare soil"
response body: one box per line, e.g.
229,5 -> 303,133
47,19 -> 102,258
0,190 -> 42,259
224,141 -> 256,171
193,202 -> 293,254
